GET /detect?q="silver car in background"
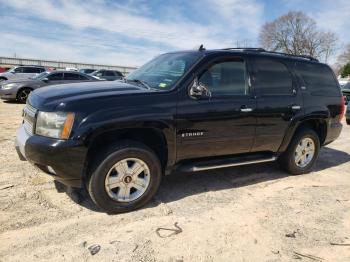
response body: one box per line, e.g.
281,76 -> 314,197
0,71 -> 99,103
0,65 -> 46,82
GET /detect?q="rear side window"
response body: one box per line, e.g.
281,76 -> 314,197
47,73 -> 63,80
295,63 -> 340,96
22,67 -> 37,73
254,59 -> 293,95
104,71 -> 115,76
64,73 -> 81,80
114,71 -> 123,76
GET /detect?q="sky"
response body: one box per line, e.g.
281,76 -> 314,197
0,0 -> 349,67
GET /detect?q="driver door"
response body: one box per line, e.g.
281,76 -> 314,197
176,56 -> 257,161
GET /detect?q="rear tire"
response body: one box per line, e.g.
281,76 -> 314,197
16,88 -> 32,103
87,141 -> 162,213
278,128 -> 320,175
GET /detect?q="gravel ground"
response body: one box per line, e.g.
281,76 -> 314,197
0,100 -> 349,262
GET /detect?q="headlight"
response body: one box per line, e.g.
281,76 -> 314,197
35,112 -> 75,139
2,83 -> 18,89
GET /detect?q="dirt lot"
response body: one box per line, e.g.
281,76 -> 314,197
0,100 -> 349,262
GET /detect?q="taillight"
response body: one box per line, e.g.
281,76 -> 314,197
340,96 -> 345,121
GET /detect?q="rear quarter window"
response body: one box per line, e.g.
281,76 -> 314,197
295,62 -> 340,96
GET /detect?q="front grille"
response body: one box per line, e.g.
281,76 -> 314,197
23,103 -> 37,136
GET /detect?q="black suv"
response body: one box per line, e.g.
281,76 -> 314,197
15,48 -> 344,213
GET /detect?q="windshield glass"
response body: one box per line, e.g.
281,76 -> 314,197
126,52 -> 203,90
31,72 -> 49,80
7,67 -> 16,73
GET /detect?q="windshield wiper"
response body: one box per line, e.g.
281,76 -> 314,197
126,79 -> 153,90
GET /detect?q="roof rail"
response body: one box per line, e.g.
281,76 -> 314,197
222,47 -> 266,52
221,47 -> 319,62
261,50 -> 319,62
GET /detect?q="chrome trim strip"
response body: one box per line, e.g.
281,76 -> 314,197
191,157 -> 277,172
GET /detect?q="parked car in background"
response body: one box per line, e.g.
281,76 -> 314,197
79,68 -> 96,74
341,82 -> 350,104
338,77 -> 350,88
0,71 -> 98,103
0,66 -> 46,82
0,67 -> 11,73
91,69 -> 124,81
65,67 -> 78,71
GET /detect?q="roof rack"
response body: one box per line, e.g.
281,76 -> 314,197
222,47 -> 319,62
222,47 -> 266,52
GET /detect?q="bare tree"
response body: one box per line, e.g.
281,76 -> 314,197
337,43 -> 350,65
259,11 -> 338,62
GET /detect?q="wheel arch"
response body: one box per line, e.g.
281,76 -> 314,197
83,127 -> 170,180
278,117 -> 328,153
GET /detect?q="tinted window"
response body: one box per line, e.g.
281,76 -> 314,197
64,73 -> 81,80
80,69 -> 95,74
295,62 -> 340,96
255,59 -> 293,95
79,74 -> 90,80
47,73 -> 63,80
14,67 -> 23,73
199,59 -> 248,95
23,67 -> 42,73
114,71 -> 123,76
104,71 -> 115,77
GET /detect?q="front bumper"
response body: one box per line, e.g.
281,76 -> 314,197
15,124 -> 87,188
0,88 -> 16,100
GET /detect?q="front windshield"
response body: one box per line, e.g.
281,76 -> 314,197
31,72 -> 49,80
7,67 -> 16,73
126,52 -> 203,90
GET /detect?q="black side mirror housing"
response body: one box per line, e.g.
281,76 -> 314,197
189,78 -> 211,99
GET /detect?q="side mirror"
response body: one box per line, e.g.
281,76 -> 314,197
42,78 -> 49,82
189,78 -> 211,99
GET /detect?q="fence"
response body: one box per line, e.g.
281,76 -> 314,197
0,56 -> 137,75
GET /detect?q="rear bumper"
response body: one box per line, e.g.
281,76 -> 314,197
15,125 -> 87,188
324,122 -> 343,145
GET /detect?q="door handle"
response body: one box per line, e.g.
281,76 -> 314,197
290,105 -> 301,111
241,107 -> 253,112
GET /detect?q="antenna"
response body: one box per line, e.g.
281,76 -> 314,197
194,44 -> 206,51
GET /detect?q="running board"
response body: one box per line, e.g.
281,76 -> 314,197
178,154 -> 277,172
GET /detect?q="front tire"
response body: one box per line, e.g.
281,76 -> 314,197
17,88 -> 32,103
87,141 -> 162,213
278,128 -> 320,175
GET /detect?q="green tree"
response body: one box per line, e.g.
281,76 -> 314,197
341,63 -> 350,78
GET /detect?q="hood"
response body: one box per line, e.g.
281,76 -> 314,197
29,80 -> 154,109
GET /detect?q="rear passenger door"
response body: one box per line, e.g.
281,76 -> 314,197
251,57 -> 303,152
